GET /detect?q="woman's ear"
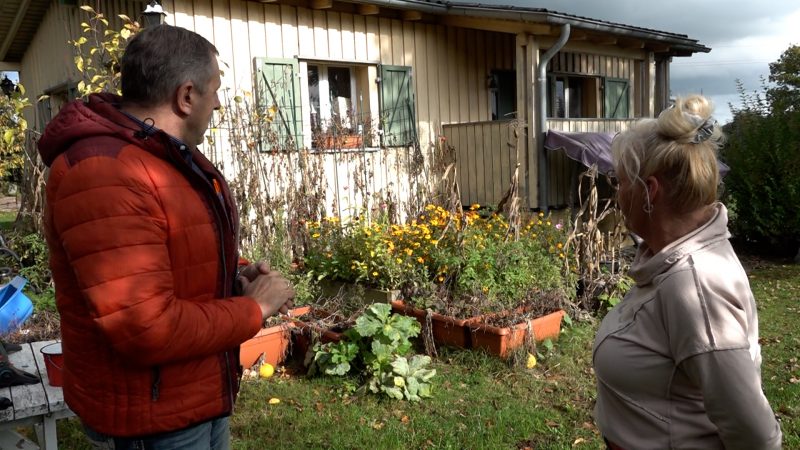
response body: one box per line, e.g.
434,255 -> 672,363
644,176 -> 660,205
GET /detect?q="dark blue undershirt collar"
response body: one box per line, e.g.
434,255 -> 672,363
118,109 -> 193,165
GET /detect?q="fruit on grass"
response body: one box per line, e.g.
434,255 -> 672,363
259,363 -> 275,379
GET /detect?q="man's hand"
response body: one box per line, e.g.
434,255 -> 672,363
237,261 -> 271,283
239,270 -> 295,320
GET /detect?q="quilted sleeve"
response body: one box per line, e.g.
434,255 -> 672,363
50,152 -> 262,366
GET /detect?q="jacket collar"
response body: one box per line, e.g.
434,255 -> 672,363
628,203 -> 730,286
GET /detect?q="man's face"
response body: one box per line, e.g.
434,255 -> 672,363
187,57 -> 221,146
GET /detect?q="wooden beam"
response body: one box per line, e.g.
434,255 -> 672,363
357,4 -> 380,15
0,0 -> 32,61
401,10 -> 422,21
569,31 -> 589,41
527,24 -> 551,35
594,37 -> 617,46
649,43 -> 671,53
620,39 -> 645,49
310,0 -> 332,9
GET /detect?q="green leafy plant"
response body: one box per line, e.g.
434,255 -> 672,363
367,355 -> 436,401
597,274 -> 634,312
310,303 -> 435,401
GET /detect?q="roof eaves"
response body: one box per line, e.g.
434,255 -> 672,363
361,0 -> 710,54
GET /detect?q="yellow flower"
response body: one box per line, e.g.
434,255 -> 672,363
404,248 -> 413,256
417,257 -> 425,264
538,212 -> 544,217
396,258 -> 403,263
372,271 -> 378,277
557,242 -> 563,249
470,203 -> 480,211
312,233 -> 320,238
482,286 -> 489,293
437,276 -> 444,282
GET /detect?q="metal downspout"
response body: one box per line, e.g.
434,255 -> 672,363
536,24 -> 570,213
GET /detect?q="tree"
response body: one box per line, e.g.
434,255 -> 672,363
0,84 -> 31,187
767,45 -> 800,114
722,45 -> 800,259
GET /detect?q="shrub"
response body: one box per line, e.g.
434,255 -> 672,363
723,89 -> 800,254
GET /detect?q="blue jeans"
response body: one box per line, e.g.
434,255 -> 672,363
83,417 -> 231,450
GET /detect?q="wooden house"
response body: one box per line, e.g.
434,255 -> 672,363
1,0 -> 708,216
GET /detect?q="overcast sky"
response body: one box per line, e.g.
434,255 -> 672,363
471,0 -> 800,123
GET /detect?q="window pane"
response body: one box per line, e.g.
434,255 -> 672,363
308,65 -> 320,131
555,79 -> 565,118
328,67 -> 352,129
567,78 -> 582,118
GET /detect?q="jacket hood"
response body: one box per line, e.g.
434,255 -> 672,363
38,93 -> 140,167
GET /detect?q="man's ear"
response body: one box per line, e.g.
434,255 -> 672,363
174,81 -> 195,117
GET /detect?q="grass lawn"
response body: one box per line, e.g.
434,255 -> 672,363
41,259 -> 800,448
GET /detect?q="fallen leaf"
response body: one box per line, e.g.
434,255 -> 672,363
315,402 -> 325,412
526,353 -> 537,369
546,420 -> 559,428
371,420 -> 385,430
401,415 -> 410,424
268,398 -> 280,405
789,377 -> 799,384
573,437 -> 586,446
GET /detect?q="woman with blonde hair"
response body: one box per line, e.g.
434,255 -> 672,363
593,95 -> 782,449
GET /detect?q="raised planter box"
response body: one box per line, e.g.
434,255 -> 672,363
390,300 -> 482,349
239,306 -> 310,370
469,309 -> 566,358
319,280 -> 401,304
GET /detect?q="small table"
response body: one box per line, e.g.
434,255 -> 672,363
0,340 -> 75,450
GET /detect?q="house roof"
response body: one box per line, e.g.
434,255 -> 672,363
0,0 -> 51,64
377,0 -> 710,55
0,0 -> 708,65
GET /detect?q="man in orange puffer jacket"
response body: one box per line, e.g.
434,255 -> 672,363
37,25 -> 294,449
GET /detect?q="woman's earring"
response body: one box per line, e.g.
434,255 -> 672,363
643,202 -> 654,213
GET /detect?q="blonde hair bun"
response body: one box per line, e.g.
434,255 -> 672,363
657,95 -> 719,144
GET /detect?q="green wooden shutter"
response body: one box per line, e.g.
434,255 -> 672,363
379,65 -> 416,147
255,57 -> 303,150
604,78 -> 629,119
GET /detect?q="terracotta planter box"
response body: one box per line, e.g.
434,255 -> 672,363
315,134 -> 363,149
390,300 -> 482,349
239,306 -> 311,369
319,280 -> 400,304
469,309 -> 566,358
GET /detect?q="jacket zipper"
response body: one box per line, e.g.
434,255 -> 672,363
161,139 -> 237,409
151,367 -> 161,401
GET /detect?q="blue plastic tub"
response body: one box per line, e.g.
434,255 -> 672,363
0,276 -> 34,334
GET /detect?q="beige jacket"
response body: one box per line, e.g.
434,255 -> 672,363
593,203 -> 782,449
